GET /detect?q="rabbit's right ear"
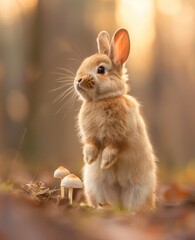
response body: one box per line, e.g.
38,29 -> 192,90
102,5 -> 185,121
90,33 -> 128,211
97,31 -> 110,55
110,28 -> 130,65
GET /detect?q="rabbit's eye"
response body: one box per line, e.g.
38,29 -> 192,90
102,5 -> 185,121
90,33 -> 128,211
97,66 -> 105,74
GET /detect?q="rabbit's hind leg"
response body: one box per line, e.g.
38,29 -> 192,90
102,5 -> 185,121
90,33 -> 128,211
84,181 -> 120,208
121,183 -> 155,212
85,191 -> 98,207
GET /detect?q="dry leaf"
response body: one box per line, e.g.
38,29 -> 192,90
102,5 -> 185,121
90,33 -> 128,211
21,181 -> 58,201
161,183 -> 191,203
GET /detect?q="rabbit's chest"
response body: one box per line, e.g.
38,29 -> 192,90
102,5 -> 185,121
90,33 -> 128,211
80,108 -> 111,136
79,102 -> 129,143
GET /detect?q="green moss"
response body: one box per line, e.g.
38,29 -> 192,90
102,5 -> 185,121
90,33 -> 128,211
0,181 -> 13,192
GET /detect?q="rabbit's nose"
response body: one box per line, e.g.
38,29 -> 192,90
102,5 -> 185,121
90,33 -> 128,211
78,78 -> 83,83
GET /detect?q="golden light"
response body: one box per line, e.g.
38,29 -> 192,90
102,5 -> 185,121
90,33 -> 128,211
6,90 -> 29,123
18,0 -> 38,11
157,0 -> 182,16
0,0 -> 20,24
172,3 -> 195,49
0,0 -> 38,25
120,0 -> 152,14
116,0 -> 155,81
116,0 -> 155,45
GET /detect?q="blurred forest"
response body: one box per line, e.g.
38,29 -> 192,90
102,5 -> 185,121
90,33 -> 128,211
0,0 -> 195,184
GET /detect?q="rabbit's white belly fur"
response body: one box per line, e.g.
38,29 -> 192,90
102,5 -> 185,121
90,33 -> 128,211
79,96 -> 156,211
83,143 -> 156,210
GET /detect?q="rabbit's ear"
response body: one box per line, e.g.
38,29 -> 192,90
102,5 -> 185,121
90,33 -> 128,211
97,31 -> 110,55
111,28 -> 130,65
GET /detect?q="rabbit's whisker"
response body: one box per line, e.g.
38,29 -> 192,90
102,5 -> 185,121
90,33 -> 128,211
57,67 -> 75,75
56,90 -> 75,115
50,83 -> 73,93
53,86 -> 74,103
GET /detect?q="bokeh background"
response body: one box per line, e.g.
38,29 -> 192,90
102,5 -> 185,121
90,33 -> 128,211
0,0 -> 195,184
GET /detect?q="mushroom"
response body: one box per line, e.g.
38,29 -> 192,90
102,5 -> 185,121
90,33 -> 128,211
61,174 -> 83,204
54,166 -> 70,198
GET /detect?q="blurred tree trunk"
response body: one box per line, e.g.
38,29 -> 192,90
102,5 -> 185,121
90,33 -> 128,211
0,1 -> 39,155
149,0 -> 195,166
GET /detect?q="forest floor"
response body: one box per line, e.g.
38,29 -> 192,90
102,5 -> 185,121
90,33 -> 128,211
0,180 -> 195,240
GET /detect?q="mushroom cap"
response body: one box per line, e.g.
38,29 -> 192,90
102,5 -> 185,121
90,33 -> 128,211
54,166 -> 70,179
61,174 -> 83,188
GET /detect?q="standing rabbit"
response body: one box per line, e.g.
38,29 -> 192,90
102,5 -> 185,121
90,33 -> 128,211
74,28 -> 157,211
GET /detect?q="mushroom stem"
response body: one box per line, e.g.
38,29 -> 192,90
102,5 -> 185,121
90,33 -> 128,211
68,187 -> 73,204
61,185 -> 65,199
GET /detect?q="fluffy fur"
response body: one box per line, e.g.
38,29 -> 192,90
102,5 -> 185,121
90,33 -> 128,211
74,29 -> 157,212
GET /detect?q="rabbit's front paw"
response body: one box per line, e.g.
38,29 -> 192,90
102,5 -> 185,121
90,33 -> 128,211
83,144 -> 99,164
101,146 -> 118,169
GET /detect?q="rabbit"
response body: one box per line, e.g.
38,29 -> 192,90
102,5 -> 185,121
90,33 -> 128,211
74,28 -> 157,212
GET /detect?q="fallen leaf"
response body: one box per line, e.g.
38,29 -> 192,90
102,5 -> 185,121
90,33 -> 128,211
161,183 -> 192,204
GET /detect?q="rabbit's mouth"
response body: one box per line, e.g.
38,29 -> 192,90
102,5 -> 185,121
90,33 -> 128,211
74,81 -> 88,94
74,75 -> 96,101
74,81 -> 95,101
75,77 -> 95,91
75,82 -> 91,93
75,82 -> 83,91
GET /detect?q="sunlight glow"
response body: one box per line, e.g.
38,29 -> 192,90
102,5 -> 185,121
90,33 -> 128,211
0,0 -> 20,24
0,0 -> 38,25
116,0 -> 155,81
172,4 -> 195,53
121,0 -> 152,14
157,0 -> 182,16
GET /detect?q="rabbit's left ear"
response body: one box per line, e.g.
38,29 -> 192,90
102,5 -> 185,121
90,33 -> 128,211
111,28 -> 130,65
97,31 -> 110,55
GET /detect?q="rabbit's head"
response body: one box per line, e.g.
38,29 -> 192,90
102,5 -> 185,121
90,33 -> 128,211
74,28 -> 130,101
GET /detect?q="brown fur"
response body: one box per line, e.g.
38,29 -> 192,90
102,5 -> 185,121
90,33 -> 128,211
74,29 -> 157,212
